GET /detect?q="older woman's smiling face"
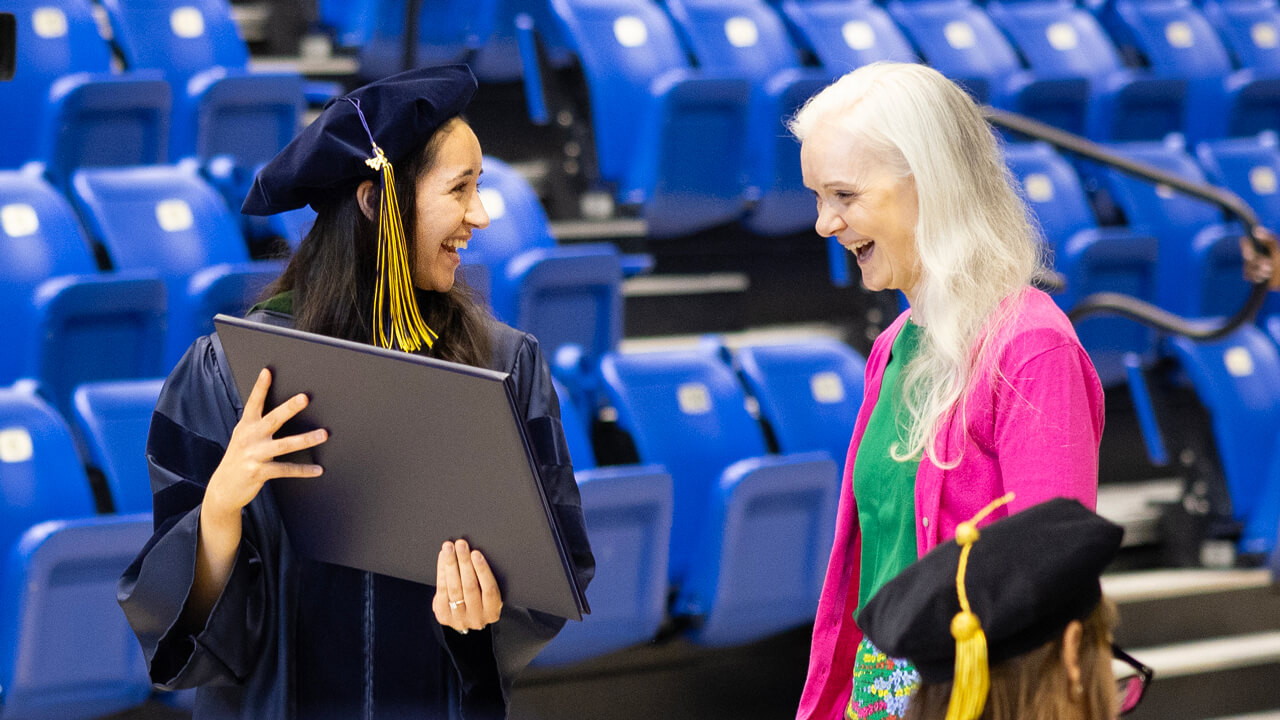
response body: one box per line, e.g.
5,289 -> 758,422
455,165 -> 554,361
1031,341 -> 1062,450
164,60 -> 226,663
801,121 -> 921,306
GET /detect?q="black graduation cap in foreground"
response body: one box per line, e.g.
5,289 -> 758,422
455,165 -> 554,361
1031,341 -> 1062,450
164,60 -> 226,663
857,496 -> 1124,719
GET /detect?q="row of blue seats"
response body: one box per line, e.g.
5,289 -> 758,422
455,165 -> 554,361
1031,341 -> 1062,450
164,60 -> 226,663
1005,134 -> 1280,386
2,0 -> 304,189
343,0 -> 1280,237
0,166 -> 282,422
4,312 -> 1279,718
0,386 -> 153,719
3,317 -> 1277,718
0,329 -> 866,717
1004,134 -> 1280,556
17,0 -> 1280,242
0,156 -> 641,436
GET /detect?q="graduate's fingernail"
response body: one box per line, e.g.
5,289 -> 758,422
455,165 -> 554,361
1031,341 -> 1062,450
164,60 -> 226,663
472,551 -> 485,565
310,465 -> 323,475
294,394 -> 308,407
456,539 -> 469,552
259,368 -> 269,381
443,541 -> 453,552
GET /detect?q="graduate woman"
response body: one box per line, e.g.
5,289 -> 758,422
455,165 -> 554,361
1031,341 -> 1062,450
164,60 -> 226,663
119,65 -> 594,719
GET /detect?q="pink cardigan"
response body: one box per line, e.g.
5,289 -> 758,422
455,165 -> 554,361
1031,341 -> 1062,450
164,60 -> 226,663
795,288 -> 1105,720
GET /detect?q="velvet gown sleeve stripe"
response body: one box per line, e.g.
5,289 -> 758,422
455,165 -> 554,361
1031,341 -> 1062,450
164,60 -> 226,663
118,336 -> 275,692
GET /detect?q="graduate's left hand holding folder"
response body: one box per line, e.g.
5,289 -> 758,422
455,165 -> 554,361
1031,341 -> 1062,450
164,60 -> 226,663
214,314 -> 590,621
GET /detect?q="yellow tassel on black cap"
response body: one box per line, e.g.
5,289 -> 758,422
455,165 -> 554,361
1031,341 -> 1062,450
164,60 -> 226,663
945,491 -> 1016,720
365,146 -> 437,352
344,95 -> 437,353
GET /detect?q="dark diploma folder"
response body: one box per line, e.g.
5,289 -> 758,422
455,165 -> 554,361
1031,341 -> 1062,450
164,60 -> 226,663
214,314 -> 588,620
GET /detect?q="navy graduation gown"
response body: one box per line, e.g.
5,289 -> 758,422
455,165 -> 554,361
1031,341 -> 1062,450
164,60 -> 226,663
119,308 -> 594,719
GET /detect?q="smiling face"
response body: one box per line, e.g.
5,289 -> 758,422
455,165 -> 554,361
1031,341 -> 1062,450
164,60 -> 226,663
411,119 -> 490,293
801,121 -> 922,306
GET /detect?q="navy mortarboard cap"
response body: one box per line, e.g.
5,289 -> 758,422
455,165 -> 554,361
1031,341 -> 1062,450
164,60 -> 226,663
856,496 -> 1124,720
243,64 -> 477,217
243,64 -> 478,353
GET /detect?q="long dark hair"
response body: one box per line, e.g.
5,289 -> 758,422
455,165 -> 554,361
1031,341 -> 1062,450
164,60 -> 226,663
263,118 -> 492,368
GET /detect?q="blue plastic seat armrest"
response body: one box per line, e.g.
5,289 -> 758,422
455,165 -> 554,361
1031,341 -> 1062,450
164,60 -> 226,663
303,81 -> 343,106
619,252 -> 655,278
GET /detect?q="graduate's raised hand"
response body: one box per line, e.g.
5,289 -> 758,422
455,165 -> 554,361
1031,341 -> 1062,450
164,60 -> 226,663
186,368 -> 328,628
206,368 -> 328,516
434,539 -> 503,635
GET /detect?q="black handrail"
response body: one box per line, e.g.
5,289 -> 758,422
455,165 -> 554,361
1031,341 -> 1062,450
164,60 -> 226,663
983,107 -> 1274,342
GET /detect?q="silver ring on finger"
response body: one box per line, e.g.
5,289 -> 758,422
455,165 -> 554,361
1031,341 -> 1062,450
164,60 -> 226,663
449,600 -> 465,611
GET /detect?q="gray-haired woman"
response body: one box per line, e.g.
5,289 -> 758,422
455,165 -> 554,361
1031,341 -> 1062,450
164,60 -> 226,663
790,62 -> 1105,720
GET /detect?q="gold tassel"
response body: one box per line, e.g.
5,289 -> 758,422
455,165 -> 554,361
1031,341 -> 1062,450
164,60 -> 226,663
944,492 -> 1016,720
366,146 -> 437,352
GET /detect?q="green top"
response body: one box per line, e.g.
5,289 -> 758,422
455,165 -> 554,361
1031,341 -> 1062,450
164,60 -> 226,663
854,319 -> 924,616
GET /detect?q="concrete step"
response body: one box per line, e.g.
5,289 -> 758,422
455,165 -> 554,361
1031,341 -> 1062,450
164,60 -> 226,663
1124,631 -> 1280,720
1105,568 -> 1280,719
1097,478 -> 1184,548
1106,569 -> 1280,646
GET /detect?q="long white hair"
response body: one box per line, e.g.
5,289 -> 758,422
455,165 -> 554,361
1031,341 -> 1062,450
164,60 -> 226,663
789,62 -> 1044,468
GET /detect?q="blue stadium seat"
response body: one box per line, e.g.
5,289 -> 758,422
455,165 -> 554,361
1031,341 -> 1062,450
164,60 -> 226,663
1003,142 -> 1160,384
777,0 -> 918,73
661,0 -> 828,235
470,155 -> 653,284
70,379 -> 164,514
499,245 -> 625,370
1166,326 -> 1280,556
267,205 -> 318,253
1196,133 -> 1280,225
0,389 -> 153,719
473,0 -> 579,82
468,156 -> 558,274
469,157 -> 642,400
1194,133 -> 1280,321
202,156 -> 316,256
0,0 -> 171,187
317,0 -> 376,48
357,0 -> 501,81
887,0 -> 1098,133
69,165 -> 283,367
599,347 -> 837,646
1094,139 -> 1249,318
1099,0 -> 1280,141
1202,0 -> 1280,78
733,337 -> 867,471
549,0 -> 753,237
101,0 -> 305,167
0,170 -> 167,416
985,0 -> 1187,140
534,380 -> 673,665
